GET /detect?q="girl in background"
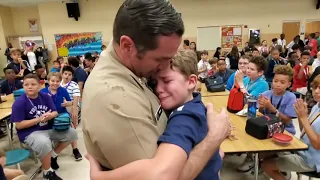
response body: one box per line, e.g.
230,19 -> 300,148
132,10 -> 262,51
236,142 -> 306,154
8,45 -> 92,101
213,47 -> 222,59
226,46 -> 240,70
190,42 -> 201,61
258,40 -> 269,54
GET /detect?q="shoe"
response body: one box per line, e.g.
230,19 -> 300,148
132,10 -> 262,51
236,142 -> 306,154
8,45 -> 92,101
237,155 -> 254,172
51,157 -> 59,170
73,148 -> 83,161
43,170 -> 62,180
281,171 -> 292,180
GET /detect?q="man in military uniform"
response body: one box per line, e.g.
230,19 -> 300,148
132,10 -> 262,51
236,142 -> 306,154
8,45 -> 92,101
82,0 -> 230,179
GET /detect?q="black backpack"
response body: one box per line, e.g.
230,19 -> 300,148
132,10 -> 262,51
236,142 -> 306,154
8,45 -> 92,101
245,115 -> 284,139
205,76 -> 225,92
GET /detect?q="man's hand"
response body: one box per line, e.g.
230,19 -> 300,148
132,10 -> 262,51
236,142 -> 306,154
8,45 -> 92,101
206,103 -> 230,143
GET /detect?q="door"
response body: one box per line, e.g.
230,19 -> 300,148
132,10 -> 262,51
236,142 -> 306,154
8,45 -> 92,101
306,21 -> 320,37
282,22 -> 300,44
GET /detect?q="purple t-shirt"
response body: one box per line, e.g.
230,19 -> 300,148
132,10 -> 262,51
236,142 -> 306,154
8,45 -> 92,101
11,92 -> 57,142
259,90 -> 297,135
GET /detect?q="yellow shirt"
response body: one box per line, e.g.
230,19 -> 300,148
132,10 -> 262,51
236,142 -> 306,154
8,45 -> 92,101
82,41 -> 167,169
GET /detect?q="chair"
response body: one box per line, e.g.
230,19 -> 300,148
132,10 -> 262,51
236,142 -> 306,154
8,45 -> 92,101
5,149 -> 30,169
297,172 -> 320,180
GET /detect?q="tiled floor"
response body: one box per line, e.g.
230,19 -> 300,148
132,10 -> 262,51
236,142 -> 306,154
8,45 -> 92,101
0,119 -> 313,179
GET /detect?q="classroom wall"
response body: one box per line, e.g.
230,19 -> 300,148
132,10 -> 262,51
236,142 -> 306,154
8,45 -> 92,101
11,6 -> 42,36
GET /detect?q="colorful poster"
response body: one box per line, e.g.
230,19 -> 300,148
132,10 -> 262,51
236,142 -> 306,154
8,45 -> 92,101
221,26 -> 242,48
54,32 -> 103,57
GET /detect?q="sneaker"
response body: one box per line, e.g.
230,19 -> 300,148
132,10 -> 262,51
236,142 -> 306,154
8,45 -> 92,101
51,157 -> 59,170
43,170 -> 62,180
73,148 -> 83,161
237,155 -> 254,172
281,171 -> 292,180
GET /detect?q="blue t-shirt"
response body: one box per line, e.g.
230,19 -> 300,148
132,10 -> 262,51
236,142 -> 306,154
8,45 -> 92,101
158,93 -> 222,180
11,92 -> 57,141
258,90 -> 297,135
243,76 -> 269,98
72,67 -> 88,84
40,86 -> 71,114
0,79 -> 23,95
226,72 -> 247,91
298,103 -> 320,172
50,67 -> 60,73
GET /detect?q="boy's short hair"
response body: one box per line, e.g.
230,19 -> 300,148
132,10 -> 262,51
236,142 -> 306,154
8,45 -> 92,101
272,38 -> 278,43
183,39 -> 190,46
311,74 -> 320,89
250,56 -> 268,72
3,67 -> 15,74
304,46 -> 312,51
301,51 -> 311,57
292,44 -> 300,51
288,52 -> 297,58
171,50 -> 198,77
48,72 -> 62,81
244,47 -> 251,52
261,52 -> 269,58
34,64 -> 44,71
23,73 -> 40,83
53,60 -> 60,64
273,65 -> 294,81
310,33 -> 316,39
10,48 -> 21,55
252,48 -> 259,52
208,58 -> 218,65
200,50 -> 208,56
68,57 -> 80,67
271,47 -> 280,53
240,55 -> 251,61
57,56 -> 63,61
62,66 -> 74,75
86,56 -> 96,62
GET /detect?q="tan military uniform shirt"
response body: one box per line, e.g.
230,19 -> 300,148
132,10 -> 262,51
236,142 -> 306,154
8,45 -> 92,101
82,41 -> 167,169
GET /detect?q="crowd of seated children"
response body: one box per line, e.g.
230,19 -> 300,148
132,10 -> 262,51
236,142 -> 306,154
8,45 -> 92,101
262,74 -> 320,180
293,51 -> 311,94
67,57 -> 88,96
86,49 -> 224,180
258,65 -> 297,135
264,48 -> 285,83
11,74 -> 77,180
226,55 -> 250,91
0,67 -> 23,95
214,59 -> 234,84
6,48 -> 31,79
60,66 -> 83,161
197,50 -> 210,81
207,58 -> 218,77
50,60 -> 61,73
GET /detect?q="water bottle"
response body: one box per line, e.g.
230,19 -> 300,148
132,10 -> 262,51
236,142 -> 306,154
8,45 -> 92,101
247,96 -> 257,119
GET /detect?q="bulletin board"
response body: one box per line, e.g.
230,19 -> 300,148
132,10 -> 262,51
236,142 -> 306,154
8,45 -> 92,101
221,26 -> 242,48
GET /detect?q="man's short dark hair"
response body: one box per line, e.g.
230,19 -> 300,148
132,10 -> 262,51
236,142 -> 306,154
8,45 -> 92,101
250,56 -> 268,72
62,66 -> 75,75
272,38 -> 278,43
310,33 -> 316,39
68,57 -> 80,68
86,56 -> 96,62
34,64 -> 44,71
84,52 -> 92,59
301,51 -> 310,57
3,67 -> 15,74
183,39 -> 190,46
113,0 -> 184,54
201,50 -> 208,56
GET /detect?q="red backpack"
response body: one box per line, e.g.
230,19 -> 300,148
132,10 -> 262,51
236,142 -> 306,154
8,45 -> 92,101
227,83 -> 245,113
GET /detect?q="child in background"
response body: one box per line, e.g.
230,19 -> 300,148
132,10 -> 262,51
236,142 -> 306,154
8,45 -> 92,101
243,47 -> 252,56
287,52 -> 299,69
6,48 -> 31,79
11,74 -> 77,180
207,58 -> 218,77
60,66 -> 83,161
252,48 -> 260,57
86,50 -> 225,180
84,56 -> 96,75
264,48 -> 285,83
214,59 -> 234,84
312,51 -> 320,72
226,55 -> 250,91
304,46 -> 314,65
50,60 -> 61,73
258,65 -> 297,135
197,50 -> 210,81
293,51 -> 311,94
0,67 -> 23,95
258,40 -> 269,54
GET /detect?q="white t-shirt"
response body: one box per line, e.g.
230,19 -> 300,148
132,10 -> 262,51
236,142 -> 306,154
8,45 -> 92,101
60,81 -> 81,100
312,58 -> 320,72
27,52 -> 37,71
197,60 -> 211,78
277,39 -> 286,48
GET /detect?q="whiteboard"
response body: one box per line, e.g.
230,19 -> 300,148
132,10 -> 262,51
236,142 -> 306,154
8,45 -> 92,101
197,26 -> 221,51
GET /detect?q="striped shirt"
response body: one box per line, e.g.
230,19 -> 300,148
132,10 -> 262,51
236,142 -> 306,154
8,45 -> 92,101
60,81 -> 80,100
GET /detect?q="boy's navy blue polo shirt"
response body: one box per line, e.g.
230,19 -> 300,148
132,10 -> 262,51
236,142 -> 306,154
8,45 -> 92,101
158,92 -> 222,180
0,79 -> 23,95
